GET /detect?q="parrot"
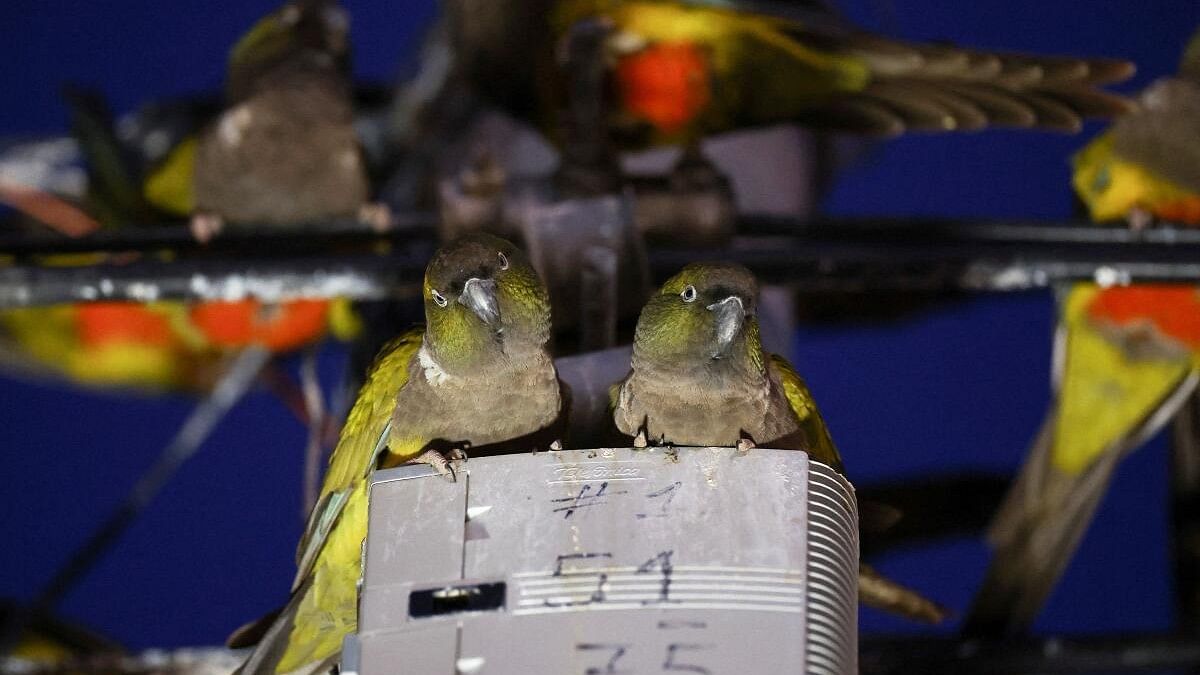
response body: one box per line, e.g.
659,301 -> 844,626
448,0 -> 1135,151
143,0 -> 389,241
611,261 -> 945,623
233,233 -> 565,675
0,298 -> 359,393
0,2 -> 369,395
1070,26 -> 1200,228
965,27 -> 1200,636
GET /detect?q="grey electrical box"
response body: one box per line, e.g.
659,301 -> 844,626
345,447 -> 858,675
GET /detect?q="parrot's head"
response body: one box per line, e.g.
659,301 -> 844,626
632,262 -> 763,373
422,233 -> 552,372
1181,24 -> 1200,80
228,0 -> 350,99
1071,131 -> 1151,223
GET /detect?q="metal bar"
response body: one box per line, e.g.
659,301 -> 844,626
861,633 -> 1200,674
0,250 -> 428,306
2,217 -> 1200,307
0,216 -> 437,256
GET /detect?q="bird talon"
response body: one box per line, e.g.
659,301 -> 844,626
1127,206 -> 1154,232
190,212 -> 224,244
549,439 -> 563,451
411,448 -> 458,483
735,437 -> 756,455
633,429 -> 649,448
358,202 -> 394,233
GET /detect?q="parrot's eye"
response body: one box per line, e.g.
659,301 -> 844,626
497,252 -> 509,271
431,289 -> 449,307
681,285 -> 698,303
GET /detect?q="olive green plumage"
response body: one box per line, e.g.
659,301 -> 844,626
386,234 -> 562,460
613,262 -> 841,468
189,0 -> 369,225
614,262 -> 945,623
235,234 -> 563,675
445,0 -> 1135,144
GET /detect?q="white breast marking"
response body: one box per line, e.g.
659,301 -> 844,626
418,344 -> 451,386
218,106 -> 254,148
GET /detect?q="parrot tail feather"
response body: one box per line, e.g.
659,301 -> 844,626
971,370 -> 1200,635
858,563 -> 948,624
227,605 -> 286,650
965,447 -> 1124,636
232,576 -> 336,675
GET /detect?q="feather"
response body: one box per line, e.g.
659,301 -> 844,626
1038,83 -> 1138,119
795,95 -> 905,135
935,82 -> 1039,128
967,285 -> 1200,635
1110,77 -> 1200,193
1015,90 -> 1083,133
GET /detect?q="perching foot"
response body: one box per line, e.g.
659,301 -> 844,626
358,202 -> 394,233
190,212 -> 224,244
410,446 -> 467,483
1127,206 -> 1154,231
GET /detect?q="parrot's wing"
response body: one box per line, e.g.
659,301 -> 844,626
768,352 -> 843,471
231,574 -> 339,675
143,137 -> 196,217
1109,76 -> 1200,195
966,285 -> 1200,634
767,356 -> 945,623
61,86 -> 152,227
776,21 -> 1136,135
292,329 -> 422,589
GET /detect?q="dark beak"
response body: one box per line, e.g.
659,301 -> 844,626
707,295 -> 745,357
459,277 -> 501,326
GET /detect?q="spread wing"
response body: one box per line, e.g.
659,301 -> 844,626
769,352 -> 843,471
557,0 -> 1134,136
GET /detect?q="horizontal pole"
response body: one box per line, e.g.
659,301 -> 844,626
1,216 -> 1198,306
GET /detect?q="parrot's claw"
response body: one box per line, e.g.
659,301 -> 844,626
411,448 -> 460,483
549,440 -> 563,451
1127,206 -> 1154,231
633,429 -> 649,448
446,445 -> 470,463
735,437 -> 756,455
190,212 -> 224,244
358,202 -> 394,233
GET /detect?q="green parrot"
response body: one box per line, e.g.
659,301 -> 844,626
448,0 -> 1135,148
145,0 -> 387,240
612,262 -> 944,623
234,234 -> 565,674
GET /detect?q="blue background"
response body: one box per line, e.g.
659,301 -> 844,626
1,0 -> 1198,650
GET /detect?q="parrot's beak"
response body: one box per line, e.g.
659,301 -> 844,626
459,277 -> 501,326
707,295 -> 745,358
